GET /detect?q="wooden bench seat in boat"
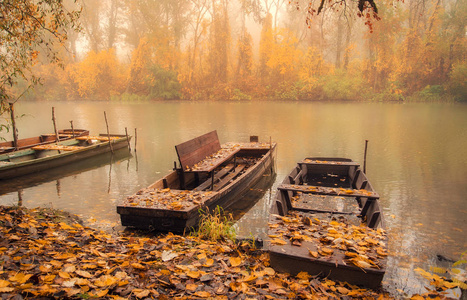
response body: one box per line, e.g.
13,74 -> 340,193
32,145 -> 84,151
175,131 -> 240,189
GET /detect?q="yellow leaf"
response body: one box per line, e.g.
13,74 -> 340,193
194,291 -> 211,298
81,264 -> 98,269
443,280 -> 458,289
0,280 -> 10,288
75,278 -> 90,286
202,258 -> 214,267
131,263 -> 146,270
0,287 -> 14,293
43,274 -> 56,282
263,267 -> 275,276
134,289 -> 150,298
337,286 -> 349,294
39,265 -> 52,273
94,275 -> 117,287
186,283 -> 197,292
9,273 -> 33,284
118,280 -> 129,287
90,289 -> 108,298
296,272 -> 311,280
59,222 -> 74,230
187,270 -> 201,279
62,264 -> 76,273
58,271 -> 71,279
242,274 -> 258,282
75,270 -> 92,278
270,238 -> 287,245
453,279 -> 467,289
309,250 -> 318,258
430,266 -> 446,274
230,257 -> 242,267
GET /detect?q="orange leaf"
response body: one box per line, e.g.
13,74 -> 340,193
186,270 -> 201,279
194,291 -> 211,298
230,257 -> 242,267
9,273 -> 33,284
202,258 -> 214,267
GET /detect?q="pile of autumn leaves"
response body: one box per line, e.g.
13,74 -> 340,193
0,206 -> 395,299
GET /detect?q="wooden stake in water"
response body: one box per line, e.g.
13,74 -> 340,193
104,111 -> 114,154
363,140 -> 369,174
125,127 -> 131,152
69,120 -> 76,138
134,128 -> 137,152
9,103 -> 18,150
52,107 -> 60,144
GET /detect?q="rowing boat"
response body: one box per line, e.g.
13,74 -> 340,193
117,131 -> 276,233
0,129 -> 89,153
268,157 -> 386,289
0,134 -> 130,180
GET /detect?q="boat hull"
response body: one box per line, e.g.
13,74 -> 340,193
117,144 -> 276,232
268,157 -> 386,289
269,247 -> 385,289
0,129 -> 89,153
0,135 -> 130,180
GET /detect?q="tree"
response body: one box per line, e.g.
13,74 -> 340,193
0,0 -> 80,114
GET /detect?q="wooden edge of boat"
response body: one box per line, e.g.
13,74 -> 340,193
267,157 -> 387,288
0,129 -> 89,153
117,142 -> 277,232
0,134 -> 131,180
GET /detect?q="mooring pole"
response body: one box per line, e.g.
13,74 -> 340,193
363,139 -> 369,174
9,103 -> 19,150
125,127 -> 131,152
104,111 -> 114,154
52,107 -> 60,144
69,120 -> 76,138
134,128 -> 137,152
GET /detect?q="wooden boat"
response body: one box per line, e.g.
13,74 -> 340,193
0,129 -> 89,153
0,147 -> 132,195
117,131 -> 276,233
0,134 -> 131,180
268,157 -> 386,289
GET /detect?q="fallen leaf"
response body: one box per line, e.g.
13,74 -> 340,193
230,256 -> 242,267
194,291 -> 211,298
162,250 -> 178,262
9,273 -> 33,284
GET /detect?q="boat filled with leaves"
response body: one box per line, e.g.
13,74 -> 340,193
117,131 -> 276,232
268,157 -> 386,288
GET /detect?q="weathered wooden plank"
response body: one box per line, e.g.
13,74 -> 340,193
175,131 -> 221,170
32,145 -> 84,151
300,158 -> 360,166
212,164 -> 247,191
194,165 -> 234,191
278,184 -> 379,199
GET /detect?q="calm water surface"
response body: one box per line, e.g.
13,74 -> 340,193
1,101 -> 466,297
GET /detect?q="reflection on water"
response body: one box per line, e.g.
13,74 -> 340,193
1,101 -> 466,297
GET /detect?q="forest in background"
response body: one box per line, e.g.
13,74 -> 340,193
13,0 -> 467,102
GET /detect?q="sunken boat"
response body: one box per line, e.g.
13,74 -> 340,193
0,133 -> 131,180
268,157 -> 386,289
117,131 -> 276,233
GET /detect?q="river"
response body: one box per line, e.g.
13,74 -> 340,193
1,100 -> 466,297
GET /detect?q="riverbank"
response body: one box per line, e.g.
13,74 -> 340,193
0,205 -> 454,300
